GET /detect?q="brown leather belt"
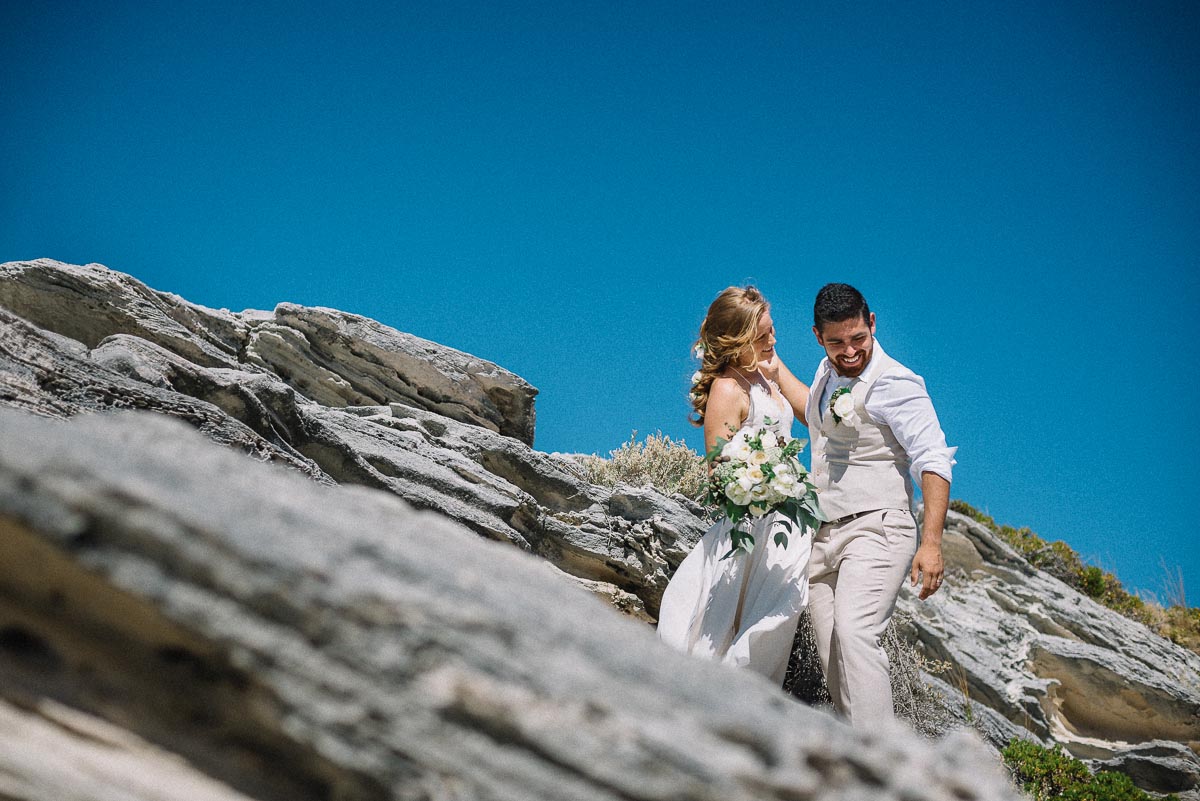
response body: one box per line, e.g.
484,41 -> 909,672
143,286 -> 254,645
822,509 -> 875,527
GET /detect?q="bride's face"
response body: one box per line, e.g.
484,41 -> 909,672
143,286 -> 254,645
739,309 -> 776,368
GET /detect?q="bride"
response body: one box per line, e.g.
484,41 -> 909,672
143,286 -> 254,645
657,285 -> 813,685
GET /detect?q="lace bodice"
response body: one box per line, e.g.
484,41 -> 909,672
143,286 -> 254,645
742,379 -> 793,440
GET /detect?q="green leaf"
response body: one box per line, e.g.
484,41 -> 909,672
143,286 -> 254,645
705,437 -> 728,462
721,526 -> 756,561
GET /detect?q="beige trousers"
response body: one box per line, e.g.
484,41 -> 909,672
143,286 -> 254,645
808,508 -> 918,727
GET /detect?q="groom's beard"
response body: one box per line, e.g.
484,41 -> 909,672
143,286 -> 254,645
831,343 -> 872,377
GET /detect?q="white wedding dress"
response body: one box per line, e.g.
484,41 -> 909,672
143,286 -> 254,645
656,380 -> 812,684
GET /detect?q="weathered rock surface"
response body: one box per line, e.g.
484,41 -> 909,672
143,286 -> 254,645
896,512 -> 1200,796
0,259 -> 536,443
246,303 -> 537,444
0,307 -> 331,482
3,258 -> 1199,798
0,408 -> 1017,801
0,260 -> 700,618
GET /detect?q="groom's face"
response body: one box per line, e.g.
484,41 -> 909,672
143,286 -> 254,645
814,312 -> 876,377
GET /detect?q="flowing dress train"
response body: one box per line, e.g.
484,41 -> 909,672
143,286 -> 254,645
656,381 -> 811,685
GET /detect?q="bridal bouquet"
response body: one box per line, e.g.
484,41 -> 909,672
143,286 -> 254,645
704,421 -> 825,559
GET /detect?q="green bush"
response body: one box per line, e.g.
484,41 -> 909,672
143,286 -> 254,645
1079,566 -> 1106,599
1001,738 -> 1177,801
1003,739 -> 1091,800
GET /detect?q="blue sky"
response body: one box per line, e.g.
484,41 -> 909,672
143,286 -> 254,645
3,1 -> 1198,601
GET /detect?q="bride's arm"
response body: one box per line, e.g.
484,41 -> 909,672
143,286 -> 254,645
763,355 -> 811,427
703,377 -> 748,457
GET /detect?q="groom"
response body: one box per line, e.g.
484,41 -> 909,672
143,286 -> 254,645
802,283 -> 956,727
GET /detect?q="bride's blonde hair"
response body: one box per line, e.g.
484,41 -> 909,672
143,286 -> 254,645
689,285 -> 769,426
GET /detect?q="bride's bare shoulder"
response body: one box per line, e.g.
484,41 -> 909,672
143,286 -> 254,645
706,374 -> 750,417
708,373 -> 748,399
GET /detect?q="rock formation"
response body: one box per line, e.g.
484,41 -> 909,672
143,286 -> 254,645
0,402 -> 1013,801
894,513 -> 1200,796
0,259 -> 702,620
1,258 -> 1197,799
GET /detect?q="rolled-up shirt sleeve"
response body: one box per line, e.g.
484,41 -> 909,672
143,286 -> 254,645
866,371 -> 957,485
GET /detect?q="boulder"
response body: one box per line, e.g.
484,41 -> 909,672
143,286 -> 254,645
897,510 -> 1200,795
0,260 -> 537,445
0,258 -> 249,368
0,408 -> 1019,801
245,304 -> 537,444
0,307 -> 330,483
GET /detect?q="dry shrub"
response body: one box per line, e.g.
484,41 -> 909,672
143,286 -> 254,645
578,431 -> 708,500
785,609 -> 957,739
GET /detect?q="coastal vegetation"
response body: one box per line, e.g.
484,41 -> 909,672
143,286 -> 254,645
949,500 -> 1200,656
579,431 -> 709,500
1002,739 -> 1179,801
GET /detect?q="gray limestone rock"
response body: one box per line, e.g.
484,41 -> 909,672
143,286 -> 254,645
286,402 -> 705,616
0,408 -> 1020,801
0,259 -> 537,445
0,259 -> 249,368
1090,740 -> 1200,797
244,303 -> 537,444
4,257 -> 1199,798
0,307 -> 330,483
898,510 -> 1200,795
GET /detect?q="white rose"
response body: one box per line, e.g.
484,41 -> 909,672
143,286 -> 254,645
748,502 -> 771,518
735,467 -> 756,492
725,482 -> 752,506
745,466 -> 766,485
832,392 -> 856,423
770,471 -> 798,496
759,431 -> 778,449
691,371 -> 702,385
693,343 -> 705,359
749,448 -> 769,466
722,436 -> 753,464
750,483 -> 771,502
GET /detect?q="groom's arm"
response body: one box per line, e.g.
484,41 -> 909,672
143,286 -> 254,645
762,355 -> 810,426
911,472 -> 949,600
866,370 -> 956,599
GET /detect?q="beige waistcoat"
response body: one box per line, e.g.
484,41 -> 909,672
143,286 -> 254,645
807,353 -> 913,521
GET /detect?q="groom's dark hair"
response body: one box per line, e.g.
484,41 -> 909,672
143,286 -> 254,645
814,283 -> 870,331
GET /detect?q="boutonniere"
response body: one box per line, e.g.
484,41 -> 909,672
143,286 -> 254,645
829,386 -> 856,426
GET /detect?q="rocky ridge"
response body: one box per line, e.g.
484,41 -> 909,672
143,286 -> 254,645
0,259 -> 701,619
1,259 -> 1197,799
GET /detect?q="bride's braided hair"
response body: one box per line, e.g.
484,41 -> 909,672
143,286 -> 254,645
689,285 -> 769,426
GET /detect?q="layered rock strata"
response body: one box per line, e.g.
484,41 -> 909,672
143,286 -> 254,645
895,512 -> 1200,796
0,260 -> 702,618
2,258 -> 1198,799
0,408 -> 1017,801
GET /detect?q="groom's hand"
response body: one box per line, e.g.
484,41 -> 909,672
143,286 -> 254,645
910,544 -> 944,600
759,351 -> 782,382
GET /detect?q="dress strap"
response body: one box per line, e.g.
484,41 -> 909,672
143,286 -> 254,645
729,366 -> 757,390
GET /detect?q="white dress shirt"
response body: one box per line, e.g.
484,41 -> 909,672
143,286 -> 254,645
816,339 -> 956,484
